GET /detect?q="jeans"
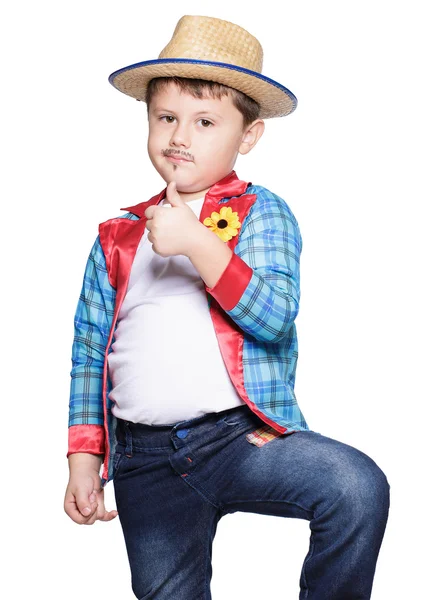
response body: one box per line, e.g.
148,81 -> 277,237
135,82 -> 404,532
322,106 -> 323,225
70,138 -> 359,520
113,404 -> 390,599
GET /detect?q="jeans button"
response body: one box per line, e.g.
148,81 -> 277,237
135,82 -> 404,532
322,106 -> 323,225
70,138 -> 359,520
177,429 -> 189,439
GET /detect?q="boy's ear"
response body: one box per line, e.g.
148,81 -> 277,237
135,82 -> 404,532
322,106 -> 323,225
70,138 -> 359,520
238,119 -> 265,156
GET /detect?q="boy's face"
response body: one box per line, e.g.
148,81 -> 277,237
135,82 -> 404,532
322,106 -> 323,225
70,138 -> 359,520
147,81 -> 264,201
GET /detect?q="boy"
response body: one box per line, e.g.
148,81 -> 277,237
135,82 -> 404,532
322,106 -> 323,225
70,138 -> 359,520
64,15 -> 390,599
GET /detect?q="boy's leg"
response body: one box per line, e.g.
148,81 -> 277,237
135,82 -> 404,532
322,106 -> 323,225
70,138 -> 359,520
112,419 -> 222,600
112,408 -> 390,599
197,409 -> 390,600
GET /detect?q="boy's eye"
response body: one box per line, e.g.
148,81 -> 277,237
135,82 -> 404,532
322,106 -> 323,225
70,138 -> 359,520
159,116 -> 213,127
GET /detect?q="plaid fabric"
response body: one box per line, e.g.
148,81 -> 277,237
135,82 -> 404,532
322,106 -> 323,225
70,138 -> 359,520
221,188 -> 301,342
69,235 -> 117,427
68,184 -> 309,447
245,425 -> 284,447
219,186 -> 308,430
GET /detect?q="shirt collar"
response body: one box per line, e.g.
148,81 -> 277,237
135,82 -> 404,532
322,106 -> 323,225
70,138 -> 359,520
119,170 -> 251,218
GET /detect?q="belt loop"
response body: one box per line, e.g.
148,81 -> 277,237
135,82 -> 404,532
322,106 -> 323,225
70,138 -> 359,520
124,421 -> 133,457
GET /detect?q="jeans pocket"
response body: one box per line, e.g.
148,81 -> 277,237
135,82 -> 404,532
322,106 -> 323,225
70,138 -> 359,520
112,450 -> 127,479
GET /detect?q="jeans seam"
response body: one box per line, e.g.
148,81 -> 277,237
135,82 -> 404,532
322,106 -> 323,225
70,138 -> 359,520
300,534 -> 315,598
177,472 -> 222,510
220,497 -> 314,517
112,452 -> 126,479
204,510 -> 222,600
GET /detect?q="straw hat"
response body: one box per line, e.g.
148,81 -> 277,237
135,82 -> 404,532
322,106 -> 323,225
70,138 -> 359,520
108,15 -> 298,119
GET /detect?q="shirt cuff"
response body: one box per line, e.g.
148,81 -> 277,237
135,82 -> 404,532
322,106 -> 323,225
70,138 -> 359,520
206,252 -> 253,311
67,424 -> 105,457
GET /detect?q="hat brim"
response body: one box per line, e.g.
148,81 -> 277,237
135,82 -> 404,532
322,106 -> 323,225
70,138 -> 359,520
108,58 -> 297,119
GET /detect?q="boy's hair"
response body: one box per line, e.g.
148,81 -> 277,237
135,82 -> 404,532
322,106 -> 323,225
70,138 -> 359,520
145,76 -> 261,130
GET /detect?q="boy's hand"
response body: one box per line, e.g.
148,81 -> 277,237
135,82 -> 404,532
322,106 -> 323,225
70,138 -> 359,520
144,180 -> 204,258
64,456 -> 118,525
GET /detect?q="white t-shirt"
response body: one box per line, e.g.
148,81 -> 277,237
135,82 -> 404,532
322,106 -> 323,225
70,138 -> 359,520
108,196 -> 245,425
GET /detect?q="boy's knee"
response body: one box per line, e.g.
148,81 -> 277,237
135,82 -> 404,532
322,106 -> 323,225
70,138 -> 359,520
343,452 -> 390,518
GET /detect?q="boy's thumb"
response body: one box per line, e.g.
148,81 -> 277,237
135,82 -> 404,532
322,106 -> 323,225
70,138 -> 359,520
78,490 -> 95,516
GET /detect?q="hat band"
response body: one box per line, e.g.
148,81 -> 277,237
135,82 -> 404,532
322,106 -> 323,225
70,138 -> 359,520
108,57 -> 297,103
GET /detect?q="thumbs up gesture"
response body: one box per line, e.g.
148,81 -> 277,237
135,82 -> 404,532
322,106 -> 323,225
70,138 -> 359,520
144,180 -> 203,258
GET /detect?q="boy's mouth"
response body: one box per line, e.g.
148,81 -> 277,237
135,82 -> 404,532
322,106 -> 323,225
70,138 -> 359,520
165,155 -> 192,164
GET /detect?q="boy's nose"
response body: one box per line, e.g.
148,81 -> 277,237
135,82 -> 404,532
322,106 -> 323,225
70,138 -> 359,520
169,127 -> 191,148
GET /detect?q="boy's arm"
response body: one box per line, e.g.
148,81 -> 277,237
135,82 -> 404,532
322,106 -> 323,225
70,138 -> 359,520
205,192 -> 302,343
67,235 -> 115,459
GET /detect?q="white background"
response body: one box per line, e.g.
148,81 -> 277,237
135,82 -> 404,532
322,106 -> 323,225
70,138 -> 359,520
2,1 -> 442,598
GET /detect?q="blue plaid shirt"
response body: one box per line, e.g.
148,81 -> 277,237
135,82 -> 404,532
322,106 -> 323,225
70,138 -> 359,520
68,177 -> 310,486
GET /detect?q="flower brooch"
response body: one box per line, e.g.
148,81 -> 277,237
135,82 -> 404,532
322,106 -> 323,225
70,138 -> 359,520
203,206 -> 241,242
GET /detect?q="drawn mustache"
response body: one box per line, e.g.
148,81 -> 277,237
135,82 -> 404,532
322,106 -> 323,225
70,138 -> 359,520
162,149 -> 193,161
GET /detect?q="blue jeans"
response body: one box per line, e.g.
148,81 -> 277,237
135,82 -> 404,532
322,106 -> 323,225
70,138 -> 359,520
113,404 -> 390,599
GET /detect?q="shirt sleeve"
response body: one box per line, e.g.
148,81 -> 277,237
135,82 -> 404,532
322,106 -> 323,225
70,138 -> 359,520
206,191 -> 302,343
67,235 -> 115,457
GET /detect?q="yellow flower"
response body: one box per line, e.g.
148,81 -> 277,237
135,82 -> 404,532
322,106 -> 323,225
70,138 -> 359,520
203,206 -> 241,242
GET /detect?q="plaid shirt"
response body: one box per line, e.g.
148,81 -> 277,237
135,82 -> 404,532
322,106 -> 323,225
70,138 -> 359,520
68,170 -> 310,487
